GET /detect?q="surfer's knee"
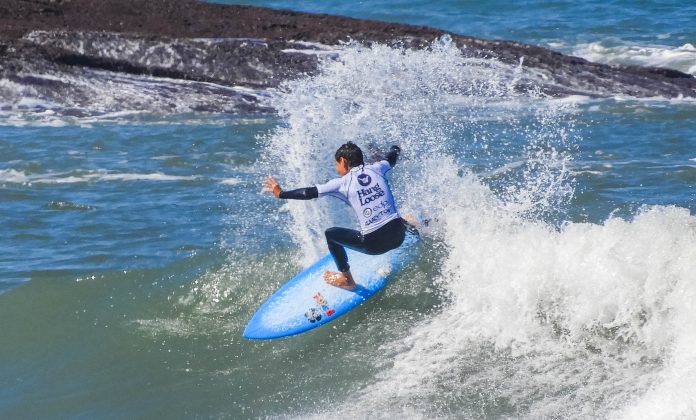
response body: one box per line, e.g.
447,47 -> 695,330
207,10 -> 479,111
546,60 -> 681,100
325,227 -> 351,244
325,227 -> 337,241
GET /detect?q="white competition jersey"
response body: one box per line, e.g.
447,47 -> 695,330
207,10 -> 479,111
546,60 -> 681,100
315,160 -> 400,235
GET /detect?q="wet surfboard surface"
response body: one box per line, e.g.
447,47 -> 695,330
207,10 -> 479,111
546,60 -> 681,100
243,230 -> 419,339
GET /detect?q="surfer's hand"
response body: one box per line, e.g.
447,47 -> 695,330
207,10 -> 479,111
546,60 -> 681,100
263,176 -> 282,198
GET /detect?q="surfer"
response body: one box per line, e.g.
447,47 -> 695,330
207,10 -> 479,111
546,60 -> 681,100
263,142 -> 407,291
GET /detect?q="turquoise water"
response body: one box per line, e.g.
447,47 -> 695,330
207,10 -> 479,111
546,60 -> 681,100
2,1 -> 696,419
227,0 -> 696,51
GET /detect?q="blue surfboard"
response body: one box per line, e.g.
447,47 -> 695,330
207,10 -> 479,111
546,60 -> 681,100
243,230 -> 419,339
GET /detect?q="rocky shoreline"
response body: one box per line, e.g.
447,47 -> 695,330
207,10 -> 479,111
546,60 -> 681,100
1,0 -> 695,114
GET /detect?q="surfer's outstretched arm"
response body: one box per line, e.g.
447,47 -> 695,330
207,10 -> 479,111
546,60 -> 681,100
264,176 -> 318,200
280,187 -> 318,200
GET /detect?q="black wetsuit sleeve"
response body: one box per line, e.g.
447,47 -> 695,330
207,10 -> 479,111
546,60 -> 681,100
386,145 -> 401,167
279,186 -> 319,200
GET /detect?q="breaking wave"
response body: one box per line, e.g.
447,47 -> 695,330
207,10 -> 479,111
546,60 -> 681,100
257,38 -> 696,418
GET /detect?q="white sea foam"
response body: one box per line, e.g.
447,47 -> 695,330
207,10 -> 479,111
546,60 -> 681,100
219,177 -> 242,185
288,40 -> 336,49
356,204 -> 696,415
0,169 -> 30,183
96,172 -> 199,182
262,38 -> 573,258
572,41 -> 696,76
0,169 -> 199,184
281,41 -> 342,57
261,38 -> 696,418
280,48 -> 341,57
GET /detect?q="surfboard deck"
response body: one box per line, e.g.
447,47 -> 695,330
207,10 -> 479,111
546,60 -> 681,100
243,230 -> 419,339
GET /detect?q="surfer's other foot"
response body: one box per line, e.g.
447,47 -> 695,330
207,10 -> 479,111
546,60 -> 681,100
323,271 -> 356,291
403,213 -> 418,225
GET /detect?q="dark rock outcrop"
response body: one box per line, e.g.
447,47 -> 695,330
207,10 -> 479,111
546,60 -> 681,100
1,0 -> 694,114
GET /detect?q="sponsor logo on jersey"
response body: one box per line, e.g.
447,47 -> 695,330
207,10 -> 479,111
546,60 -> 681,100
365,208 -> 392,226
357,182 -> 385,206
357,173 -> 372,186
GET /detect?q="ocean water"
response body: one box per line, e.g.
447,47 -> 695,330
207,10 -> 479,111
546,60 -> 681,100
1,1 -> 696,419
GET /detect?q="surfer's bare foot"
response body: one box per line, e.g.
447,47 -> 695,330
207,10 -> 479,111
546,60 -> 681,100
323,270 -> 356,291
403,213 -> 418,225
403,213 -> 430,227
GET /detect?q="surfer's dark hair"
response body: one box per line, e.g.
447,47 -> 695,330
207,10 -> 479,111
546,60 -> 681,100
335,141 -> 364,167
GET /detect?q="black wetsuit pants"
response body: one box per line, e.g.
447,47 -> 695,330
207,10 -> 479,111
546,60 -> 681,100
325,218 -> 407,273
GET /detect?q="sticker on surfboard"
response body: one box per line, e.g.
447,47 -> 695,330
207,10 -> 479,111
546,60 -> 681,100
304,292 -> 335,323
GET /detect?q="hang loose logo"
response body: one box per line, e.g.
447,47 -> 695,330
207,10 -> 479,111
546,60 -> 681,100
357,173 -> 372,186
